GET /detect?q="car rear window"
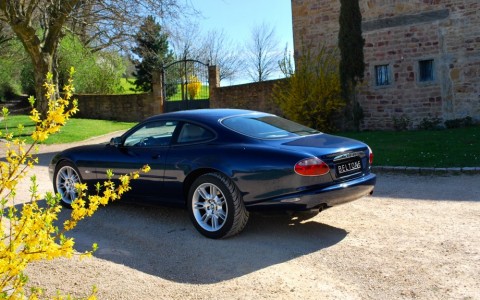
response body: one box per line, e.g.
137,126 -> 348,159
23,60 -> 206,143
221,114 -> 320,139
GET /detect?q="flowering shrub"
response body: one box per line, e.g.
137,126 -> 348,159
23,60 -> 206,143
187,76 -> 201,100
0,68 -> 149,299
273,47 -> 345,132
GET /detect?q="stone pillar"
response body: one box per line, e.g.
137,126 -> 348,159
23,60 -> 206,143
208,65 -> 220,107
152,70 -> 164,114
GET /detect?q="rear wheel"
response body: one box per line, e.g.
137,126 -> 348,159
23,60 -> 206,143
188,172 -> 249,239
54,162 -> 82,208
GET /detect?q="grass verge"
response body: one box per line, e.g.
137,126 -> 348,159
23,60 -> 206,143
338,126 -> 480,167
1,115 -> 135,145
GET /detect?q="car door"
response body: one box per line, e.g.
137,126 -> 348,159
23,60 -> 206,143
96,120 -> 179,202
161,122 -> 217,201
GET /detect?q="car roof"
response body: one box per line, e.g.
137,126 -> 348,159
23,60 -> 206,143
145,108 -> 269,124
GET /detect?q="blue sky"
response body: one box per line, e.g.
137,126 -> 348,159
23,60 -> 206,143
191,0 -> 294,52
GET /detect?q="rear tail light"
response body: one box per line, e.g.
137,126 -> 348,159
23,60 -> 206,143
368,146 -> 374,165
294,157 -> 330,176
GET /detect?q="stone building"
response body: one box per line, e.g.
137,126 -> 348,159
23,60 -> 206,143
291,0 -> 480,129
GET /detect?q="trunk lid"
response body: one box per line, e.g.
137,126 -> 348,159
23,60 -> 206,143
280,133 -> 372,181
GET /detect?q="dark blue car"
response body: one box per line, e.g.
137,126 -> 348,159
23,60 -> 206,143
49,109 -> 376,238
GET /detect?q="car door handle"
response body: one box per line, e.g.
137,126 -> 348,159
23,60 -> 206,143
152,154 -> 161,159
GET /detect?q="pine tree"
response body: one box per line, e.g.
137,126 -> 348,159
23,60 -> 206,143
131,15 -> 174,92
338,0 -> 365,130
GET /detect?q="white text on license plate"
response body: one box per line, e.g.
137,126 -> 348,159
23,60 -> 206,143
337,160 -> 362,175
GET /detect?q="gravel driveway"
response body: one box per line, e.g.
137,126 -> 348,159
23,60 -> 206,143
6,134 -> 480,299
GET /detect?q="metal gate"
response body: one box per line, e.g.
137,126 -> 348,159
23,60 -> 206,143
162,59 -> 210,112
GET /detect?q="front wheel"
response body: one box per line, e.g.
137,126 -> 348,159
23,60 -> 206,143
54,161 -> 82,208
188,173 -> 249,239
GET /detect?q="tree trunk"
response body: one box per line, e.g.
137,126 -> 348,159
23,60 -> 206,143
3,19 -> 58,117
1,0 -> 78,116
31,52 -> 56,115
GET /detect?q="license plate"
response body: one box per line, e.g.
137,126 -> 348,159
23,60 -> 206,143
335,159 -> 362,177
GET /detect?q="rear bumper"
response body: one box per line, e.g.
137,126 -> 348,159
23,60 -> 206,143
245,173 -> 376,211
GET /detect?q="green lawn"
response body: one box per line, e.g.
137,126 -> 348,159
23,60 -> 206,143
338,126 -> 480,167
117,78 -> 143,94
2,114 -> 479,167
1,115 -> 135,145
166,84 -> 209,101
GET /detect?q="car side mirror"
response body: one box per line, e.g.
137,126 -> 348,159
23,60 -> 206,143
110,137 -> 122,147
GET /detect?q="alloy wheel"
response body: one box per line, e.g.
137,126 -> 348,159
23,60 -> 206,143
192,182 -> 228,232
55,165 -> 81,205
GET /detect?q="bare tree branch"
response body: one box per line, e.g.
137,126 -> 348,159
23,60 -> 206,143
244,22 -> 282,82
66,0 -> 195,52
197,29 -> 244,84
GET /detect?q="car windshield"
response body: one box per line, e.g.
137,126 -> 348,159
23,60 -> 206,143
221,114 -> 320,139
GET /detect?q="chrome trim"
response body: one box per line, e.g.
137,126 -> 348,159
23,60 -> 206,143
333,151 -> 364,162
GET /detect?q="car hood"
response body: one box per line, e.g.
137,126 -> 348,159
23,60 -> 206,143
52,143 -> 110,163
61,143 -> 109,154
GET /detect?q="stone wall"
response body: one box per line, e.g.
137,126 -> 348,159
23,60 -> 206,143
210,79 -> 284,115
292,0 -> 480,130
75,93 -> 161,122
73,67 -> 283,122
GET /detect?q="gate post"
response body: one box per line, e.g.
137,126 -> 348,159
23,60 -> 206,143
152,70 -> 164,114
208,65 -> 220,107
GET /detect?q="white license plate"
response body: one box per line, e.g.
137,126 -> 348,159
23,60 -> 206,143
336,159 -> 362,177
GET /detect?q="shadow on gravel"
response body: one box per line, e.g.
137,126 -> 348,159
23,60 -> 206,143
55,202 -> 347,284
0,150 -> 60,167
34,151 -> 59,167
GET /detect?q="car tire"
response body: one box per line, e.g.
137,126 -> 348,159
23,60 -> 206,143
188,172 -> 249,239
53,161 -> 82,208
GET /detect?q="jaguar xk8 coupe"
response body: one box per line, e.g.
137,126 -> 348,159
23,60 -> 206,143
50,109 -> 376,238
